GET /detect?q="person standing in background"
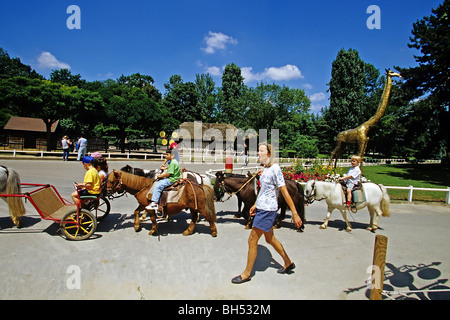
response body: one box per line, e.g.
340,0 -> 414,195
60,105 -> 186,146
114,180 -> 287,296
61,135 -> 72,161
77,136 -> 88,161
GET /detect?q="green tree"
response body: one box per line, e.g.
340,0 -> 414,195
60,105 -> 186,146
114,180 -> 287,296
293,135 -> 319,158
163,75 -> 199,127
322,48 -> 386,155
219,63 -> 245,125
50,68 -> 86,88
117,73 -> 162,102
396,0 -> 450,161
195,73 -> 217,122
97,80 -> 164,153
242,82 -> 311,149
0,77 -> 103,150
0,47 -> 42,80
324,48 -> 367,137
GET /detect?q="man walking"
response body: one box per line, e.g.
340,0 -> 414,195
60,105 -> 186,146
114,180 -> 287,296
77,136 -> 88,161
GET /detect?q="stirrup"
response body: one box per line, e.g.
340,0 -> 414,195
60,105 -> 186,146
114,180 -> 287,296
156,209 -> 164,219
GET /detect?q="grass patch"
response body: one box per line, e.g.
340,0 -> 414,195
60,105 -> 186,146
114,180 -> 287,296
361,164 -> 449,202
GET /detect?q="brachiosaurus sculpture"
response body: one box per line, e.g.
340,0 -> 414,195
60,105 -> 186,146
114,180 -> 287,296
328,69 -> 402,169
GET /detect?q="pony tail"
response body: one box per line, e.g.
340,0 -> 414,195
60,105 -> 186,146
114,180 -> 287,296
5,169 -> 26,223
202,185 -> 217,222
379,184 -> 391,217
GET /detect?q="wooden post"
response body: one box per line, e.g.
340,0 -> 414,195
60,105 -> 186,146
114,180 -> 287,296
370,235 -> 388,300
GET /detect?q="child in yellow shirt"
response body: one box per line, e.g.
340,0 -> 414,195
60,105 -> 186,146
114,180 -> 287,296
71,156 -> 101,205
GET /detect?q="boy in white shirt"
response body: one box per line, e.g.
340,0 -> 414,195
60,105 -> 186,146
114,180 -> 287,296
339,156 -> 362,207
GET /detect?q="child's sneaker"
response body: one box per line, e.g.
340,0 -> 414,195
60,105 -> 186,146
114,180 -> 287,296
145,202 -> 159,211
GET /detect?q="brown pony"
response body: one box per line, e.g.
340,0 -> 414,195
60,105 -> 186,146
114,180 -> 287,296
107,170 -> 217,237
214,171 -> 305,232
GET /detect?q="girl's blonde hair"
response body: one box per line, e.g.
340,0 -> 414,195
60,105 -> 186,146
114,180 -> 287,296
351,155 -> 362,164
259,142 -> 276,167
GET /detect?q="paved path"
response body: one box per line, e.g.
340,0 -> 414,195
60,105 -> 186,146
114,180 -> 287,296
1,159 -> 450,300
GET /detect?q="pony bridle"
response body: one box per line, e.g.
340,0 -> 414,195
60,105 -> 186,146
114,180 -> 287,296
216,179 -> 228,202
305,180 -> 326,204
216,174 -> 257,202
305,180 -> 316,204
107,174 -> 123,195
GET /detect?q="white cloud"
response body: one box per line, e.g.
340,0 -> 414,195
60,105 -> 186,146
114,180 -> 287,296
202,31 -> 238,54
264,65 -> 303,81
303,83 -> 313,90
309,92 -> 327,102
241,67 -> 261,82
37,51 -> 71,70
241,64 -> 304,83
205,66 -> 222,76
309,92 -> 328,114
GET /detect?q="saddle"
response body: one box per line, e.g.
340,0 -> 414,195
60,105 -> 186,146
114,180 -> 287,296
148,178 -> 202,210
340,182 -> 365,205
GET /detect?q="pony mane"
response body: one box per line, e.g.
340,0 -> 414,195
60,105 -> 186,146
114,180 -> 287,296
119,171 -> 154,190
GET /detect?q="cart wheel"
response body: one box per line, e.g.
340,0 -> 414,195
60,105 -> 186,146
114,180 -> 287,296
87,196 -> 110,222
61,208 -> 97,241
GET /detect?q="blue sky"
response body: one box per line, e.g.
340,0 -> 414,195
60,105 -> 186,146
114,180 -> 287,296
0,0 -> 443,113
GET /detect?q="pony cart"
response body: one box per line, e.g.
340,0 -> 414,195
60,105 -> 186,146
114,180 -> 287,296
1,182 -> 110,241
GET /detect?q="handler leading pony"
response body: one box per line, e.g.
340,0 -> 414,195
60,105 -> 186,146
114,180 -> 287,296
304,180 -> 390,232
0,166 -> 26,227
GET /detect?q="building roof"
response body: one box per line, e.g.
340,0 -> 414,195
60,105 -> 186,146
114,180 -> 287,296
179,122 -> 238,140
3,116 -> 59,133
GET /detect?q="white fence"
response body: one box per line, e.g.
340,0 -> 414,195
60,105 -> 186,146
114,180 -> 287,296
385,185 -> 450,204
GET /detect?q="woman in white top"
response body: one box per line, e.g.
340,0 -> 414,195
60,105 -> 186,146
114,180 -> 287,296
231,143 -> 303,284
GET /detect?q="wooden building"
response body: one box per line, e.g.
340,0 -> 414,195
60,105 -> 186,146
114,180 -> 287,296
2,116 -> 59,150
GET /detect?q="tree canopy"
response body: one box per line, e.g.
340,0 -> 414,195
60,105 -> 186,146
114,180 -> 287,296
0,1 -> 448,159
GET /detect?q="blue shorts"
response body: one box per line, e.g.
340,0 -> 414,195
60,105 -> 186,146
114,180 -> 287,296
253,209 -> 277,232
78,189 -> 98,197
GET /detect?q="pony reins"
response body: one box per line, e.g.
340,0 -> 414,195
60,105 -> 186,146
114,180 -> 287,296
306,180 -> 327,204
218,173 -> 258,202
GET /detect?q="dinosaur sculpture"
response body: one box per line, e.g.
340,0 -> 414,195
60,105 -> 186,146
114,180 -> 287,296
328,69 -> 402,170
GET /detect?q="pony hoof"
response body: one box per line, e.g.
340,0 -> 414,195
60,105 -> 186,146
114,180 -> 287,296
211,232 -> 218,237
182,230 -> 192,236
319,224 -> 327,229
148,229 -> 157,236
346,227 -> 352,232
134,226 -> 142,232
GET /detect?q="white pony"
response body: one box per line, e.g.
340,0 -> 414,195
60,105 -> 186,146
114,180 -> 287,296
304,180 -> 390,232
0,166 -> 26,227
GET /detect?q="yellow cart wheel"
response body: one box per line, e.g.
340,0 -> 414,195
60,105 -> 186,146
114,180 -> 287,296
61,208 -> 97,241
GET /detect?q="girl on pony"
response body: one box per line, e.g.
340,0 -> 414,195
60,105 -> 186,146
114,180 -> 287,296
339,155 -> 362,208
